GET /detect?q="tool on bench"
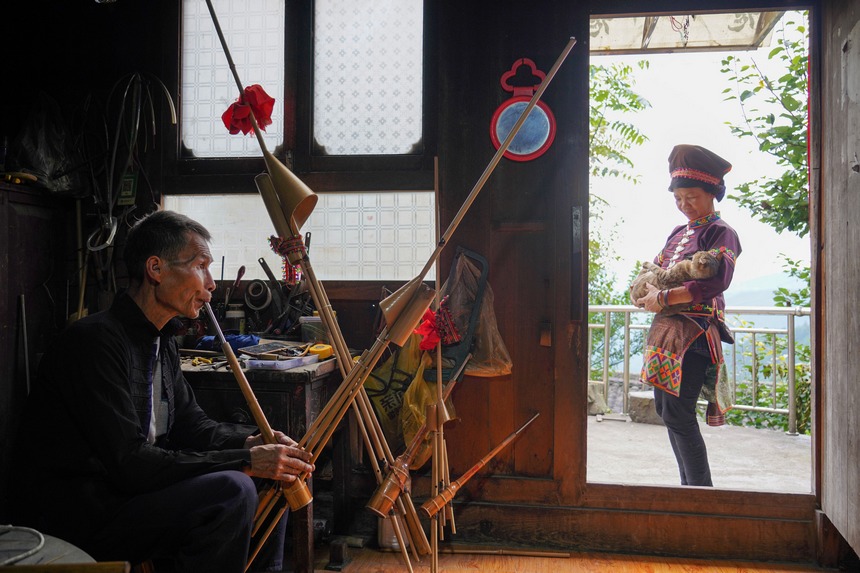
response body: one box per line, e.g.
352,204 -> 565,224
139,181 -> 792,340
198,359 -> 229,371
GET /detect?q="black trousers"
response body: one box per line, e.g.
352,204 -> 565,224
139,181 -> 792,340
85,470 -> 286,572
653,351 -> 713,487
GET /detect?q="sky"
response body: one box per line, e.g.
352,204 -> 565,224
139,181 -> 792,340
589,35 -> 811,302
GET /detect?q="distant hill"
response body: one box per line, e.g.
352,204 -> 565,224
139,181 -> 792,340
725,273 -> 810,345
726,272 -> 806,307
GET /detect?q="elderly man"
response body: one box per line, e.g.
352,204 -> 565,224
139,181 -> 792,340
10,209 -> 313,572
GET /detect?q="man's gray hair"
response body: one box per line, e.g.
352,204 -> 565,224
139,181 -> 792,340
124,210 -> 211,283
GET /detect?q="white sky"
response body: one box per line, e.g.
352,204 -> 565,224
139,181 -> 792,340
589,36 -> 811,297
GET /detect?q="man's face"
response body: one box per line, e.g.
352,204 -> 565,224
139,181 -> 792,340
156,232 -> 216,319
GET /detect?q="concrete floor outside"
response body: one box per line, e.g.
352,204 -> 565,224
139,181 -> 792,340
586,414 -> 812,493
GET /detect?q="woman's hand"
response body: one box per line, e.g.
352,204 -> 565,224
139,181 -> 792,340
634,283 -> 663,313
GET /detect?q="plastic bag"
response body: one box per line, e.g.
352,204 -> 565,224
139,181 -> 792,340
435,252 -> 512,377
365,333 -> 427,453
466,274 -> 512,377
399,367 -> 456,470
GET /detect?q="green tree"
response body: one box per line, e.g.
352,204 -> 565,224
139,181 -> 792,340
588,59 -> 651,305
589,60 -> 651,185
588,60 -> 651,380
720,13 -> 810,237
720,12 -> 812,433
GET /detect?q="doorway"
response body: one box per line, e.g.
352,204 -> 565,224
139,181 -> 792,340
585,9 -> 813,493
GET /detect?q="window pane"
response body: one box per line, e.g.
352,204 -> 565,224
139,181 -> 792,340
181,0 -> 285,157
163,191 -> 436,281
314,0 -> 423,155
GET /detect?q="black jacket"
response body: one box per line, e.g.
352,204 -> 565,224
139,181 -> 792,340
10,291 -> 256,544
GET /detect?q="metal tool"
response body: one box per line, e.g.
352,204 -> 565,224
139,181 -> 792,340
224,264 -> 246,306
258,257 -> 284,316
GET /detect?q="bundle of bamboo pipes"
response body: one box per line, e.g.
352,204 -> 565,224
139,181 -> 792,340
202,2 -> 574,568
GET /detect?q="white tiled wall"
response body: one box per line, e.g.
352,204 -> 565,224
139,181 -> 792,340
164,191 -> 436,283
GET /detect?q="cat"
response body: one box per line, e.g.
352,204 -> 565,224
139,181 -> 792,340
629,250 -> 722,315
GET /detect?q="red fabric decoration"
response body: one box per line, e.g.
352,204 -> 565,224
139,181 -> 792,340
222,84 -> 275,135
415,308 -> 441,351
268,235 -> 303,285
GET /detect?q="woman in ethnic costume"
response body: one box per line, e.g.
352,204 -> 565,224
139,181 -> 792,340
632,144 -> 741,487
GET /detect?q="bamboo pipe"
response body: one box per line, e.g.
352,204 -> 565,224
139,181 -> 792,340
246,502 -> 288,572
356,401 -> 420,567
433,340 -> 452,535
347,396 -> 416,570
279,247 -> 431,556
203,303 -> 313,510
202,303 -> 312,570
366,355 -> 468,518
426,403 -> 439,573
420,412 -> 540,519
343,369 -> 421,564
442,436 -> 455,534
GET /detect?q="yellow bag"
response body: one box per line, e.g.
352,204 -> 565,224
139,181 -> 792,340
364,333 -> 426,453
400,365 -> 457,470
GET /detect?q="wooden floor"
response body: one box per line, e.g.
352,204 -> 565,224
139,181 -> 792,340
314,545 -> 839,573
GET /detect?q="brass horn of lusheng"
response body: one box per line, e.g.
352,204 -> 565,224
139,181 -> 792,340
259,149 -> 318,234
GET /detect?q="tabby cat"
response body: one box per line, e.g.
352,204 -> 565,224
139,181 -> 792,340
629,250 -> 722,315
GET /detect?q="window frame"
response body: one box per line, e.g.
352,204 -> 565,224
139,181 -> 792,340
162,0 -> 436,195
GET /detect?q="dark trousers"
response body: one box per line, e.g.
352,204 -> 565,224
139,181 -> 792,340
84,471 -> 284,573
653,352 -> 713,487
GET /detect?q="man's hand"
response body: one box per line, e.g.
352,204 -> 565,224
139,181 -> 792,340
245,430 -> 297,449
244,431 -> 313,481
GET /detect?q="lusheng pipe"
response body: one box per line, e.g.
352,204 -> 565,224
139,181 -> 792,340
420,412 -> 540,519
202,302 -> 312,571
366,356 -> 469,518
203,0 -> 428,566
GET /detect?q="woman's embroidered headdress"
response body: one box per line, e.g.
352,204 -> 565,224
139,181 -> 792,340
668,144 -> 732,201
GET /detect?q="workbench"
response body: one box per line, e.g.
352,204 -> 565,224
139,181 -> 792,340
182,356 -> 340,573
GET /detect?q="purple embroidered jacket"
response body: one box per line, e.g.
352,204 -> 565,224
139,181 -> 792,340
653,212 -> 742,324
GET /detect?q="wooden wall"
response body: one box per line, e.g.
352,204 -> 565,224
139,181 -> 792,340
819,0 -> 860,555
431,0 -> 589,492
0,185 -> 75,519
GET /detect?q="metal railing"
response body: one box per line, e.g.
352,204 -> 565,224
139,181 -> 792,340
587,305 -> 811,435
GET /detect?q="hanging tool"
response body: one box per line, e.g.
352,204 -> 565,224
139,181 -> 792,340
258,257 -> 284,316
224,264 -> 246,307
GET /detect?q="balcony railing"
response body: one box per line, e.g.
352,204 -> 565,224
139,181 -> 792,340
587,305 -> 812,435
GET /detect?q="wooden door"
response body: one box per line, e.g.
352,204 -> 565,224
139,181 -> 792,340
818,0 -> 860,557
